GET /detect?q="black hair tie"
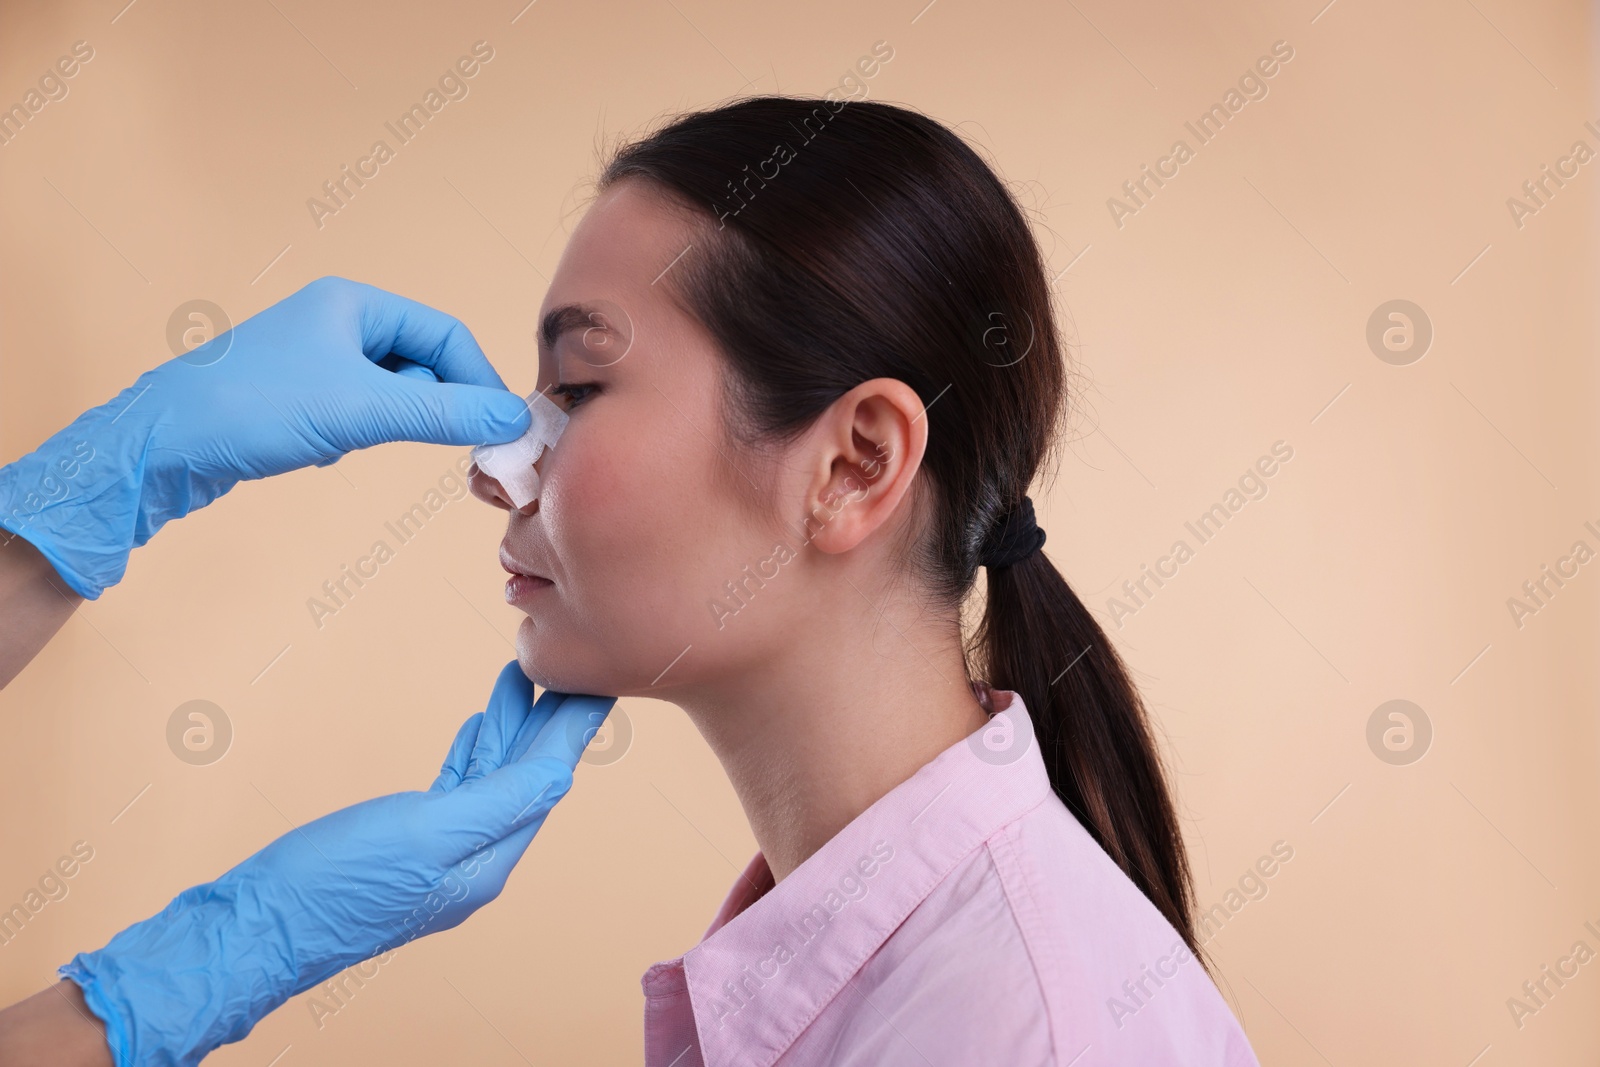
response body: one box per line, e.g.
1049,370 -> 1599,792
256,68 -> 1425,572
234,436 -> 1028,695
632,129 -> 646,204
980,495 -> 1046,570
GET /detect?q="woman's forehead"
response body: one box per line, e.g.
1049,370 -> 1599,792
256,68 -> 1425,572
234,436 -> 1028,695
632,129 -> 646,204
553,181 -> 695,293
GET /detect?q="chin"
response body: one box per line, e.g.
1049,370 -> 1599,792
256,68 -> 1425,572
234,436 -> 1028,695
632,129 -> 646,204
514,617 -> 607,695
513,619 -> 556,689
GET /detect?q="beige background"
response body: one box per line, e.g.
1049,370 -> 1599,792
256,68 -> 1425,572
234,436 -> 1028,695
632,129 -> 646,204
2,0 -> 1597,1063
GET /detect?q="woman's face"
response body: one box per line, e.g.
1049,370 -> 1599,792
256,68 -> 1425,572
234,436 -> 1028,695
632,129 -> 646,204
469,180 -> 805,700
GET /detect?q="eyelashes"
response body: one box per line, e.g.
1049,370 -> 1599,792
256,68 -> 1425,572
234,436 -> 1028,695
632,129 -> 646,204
548,382 -> 597,409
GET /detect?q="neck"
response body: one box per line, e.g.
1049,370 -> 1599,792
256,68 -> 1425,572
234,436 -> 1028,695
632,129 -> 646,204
671,589 -> 991,886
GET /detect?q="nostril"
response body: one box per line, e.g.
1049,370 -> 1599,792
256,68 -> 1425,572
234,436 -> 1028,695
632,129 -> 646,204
472,439 -> 548,510
468,462 -> 514,510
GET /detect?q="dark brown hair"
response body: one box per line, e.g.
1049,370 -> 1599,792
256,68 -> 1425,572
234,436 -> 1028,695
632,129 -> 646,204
599,96 -> 1206,969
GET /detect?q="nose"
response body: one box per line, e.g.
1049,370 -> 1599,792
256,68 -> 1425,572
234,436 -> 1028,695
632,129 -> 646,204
468,461 -> 538,513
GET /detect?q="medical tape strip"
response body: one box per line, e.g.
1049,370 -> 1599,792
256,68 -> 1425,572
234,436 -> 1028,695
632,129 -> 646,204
470,390 -> 569,508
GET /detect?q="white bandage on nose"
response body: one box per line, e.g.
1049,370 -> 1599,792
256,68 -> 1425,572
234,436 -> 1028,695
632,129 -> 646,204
471,390 -> 569,509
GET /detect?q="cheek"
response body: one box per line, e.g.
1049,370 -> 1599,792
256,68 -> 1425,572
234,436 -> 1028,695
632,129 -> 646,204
522,410 -> 763,693
538,427 -> 656,556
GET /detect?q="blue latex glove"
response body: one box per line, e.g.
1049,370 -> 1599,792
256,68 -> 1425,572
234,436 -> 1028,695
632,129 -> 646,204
59,662 -> 614,1067
0,276 -> 532,599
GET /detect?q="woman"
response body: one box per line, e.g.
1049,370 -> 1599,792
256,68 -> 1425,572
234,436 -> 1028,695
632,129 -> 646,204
0,96 -> 1259,1065
475,97 -> 1259,1065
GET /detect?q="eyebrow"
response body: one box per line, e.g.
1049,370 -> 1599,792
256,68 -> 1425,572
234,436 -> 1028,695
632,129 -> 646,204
539,302 -> 607,352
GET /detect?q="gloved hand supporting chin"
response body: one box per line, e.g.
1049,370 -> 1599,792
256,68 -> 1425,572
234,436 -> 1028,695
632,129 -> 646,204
57,661 -> 614,1067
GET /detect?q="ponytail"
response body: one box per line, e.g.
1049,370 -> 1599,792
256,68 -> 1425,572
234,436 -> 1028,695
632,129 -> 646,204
974,550 -> 1207,973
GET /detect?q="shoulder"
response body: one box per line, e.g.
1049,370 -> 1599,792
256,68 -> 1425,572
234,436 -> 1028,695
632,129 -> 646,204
823,795 -> 1260,1066
981,794 -> 1262,1066
797,841 -> 1054,1066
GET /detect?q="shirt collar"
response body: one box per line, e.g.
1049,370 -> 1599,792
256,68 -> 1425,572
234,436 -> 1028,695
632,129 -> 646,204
678,684 -> 1052,1067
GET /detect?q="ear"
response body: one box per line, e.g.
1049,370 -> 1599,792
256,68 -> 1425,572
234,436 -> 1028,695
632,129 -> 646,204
800,377 -> 928,557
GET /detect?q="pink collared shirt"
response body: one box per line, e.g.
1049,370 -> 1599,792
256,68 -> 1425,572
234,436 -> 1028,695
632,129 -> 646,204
641,685 -> 1261,1066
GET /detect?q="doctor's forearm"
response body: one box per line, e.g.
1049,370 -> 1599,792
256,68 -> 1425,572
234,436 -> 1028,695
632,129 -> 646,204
0,981 -> 113,1067
0,532 -> 83,689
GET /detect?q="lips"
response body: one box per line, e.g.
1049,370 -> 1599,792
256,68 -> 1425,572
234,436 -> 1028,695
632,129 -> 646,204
500,542 -> 554,607
499,543 -> 547,581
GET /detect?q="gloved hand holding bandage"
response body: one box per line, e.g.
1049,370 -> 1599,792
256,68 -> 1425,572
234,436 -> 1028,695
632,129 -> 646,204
470,390 -> 569,509
0,277 -> 531,599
